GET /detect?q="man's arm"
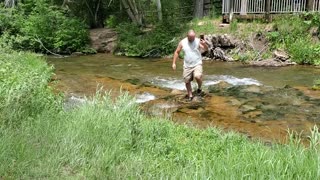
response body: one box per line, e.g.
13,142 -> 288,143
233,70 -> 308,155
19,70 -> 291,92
172,42 -> 182,71
199,39 -> 208,52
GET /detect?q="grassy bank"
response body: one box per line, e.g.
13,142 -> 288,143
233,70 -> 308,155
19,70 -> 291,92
1,51 -> 320,178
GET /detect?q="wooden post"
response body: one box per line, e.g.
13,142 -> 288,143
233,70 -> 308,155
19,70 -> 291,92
240,0 -> 248,15
265,0 -> 271,22
156,0 -> 162,21
306,0 -> 314,11
228,0 -> 234,22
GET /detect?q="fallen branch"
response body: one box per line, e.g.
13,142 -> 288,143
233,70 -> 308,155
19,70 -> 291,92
34,36 -> 64,57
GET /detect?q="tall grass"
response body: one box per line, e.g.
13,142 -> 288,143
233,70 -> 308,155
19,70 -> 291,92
1,51 -> 320,179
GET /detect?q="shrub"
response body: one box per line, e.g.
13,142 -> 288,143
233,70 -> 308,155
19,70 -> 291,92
267,15 -> 320,65
0,2 -> 89,54
0,51 -> 61,126
115,22 -> 180,57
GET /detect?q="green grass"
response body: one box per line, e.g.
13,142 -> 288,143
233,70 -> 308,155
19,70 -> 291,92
1,50 -> 320,178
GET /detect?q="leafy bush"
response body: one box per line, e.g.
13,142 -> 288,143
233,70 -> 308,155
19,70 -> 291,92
115,22 -> 181,57
104,15 -> 118,28
0,51 -> 61,126
268,15 -> 320,65
0,1 -> 89,54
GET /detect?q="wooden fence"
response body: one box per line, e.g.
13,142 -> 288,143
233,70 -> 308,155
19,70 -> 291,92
222,0 -> 320,14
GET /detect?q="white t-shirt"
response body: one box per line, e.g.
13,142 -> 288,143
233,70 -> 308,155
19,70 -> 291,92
181,37 -> 202,68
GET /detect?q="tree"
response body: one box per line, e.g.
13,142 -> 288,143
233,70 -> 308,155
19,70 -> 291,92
121,0 -> 143,26
155,0 -> 162,21
194,0 -> 204,18
4,0 -> 17,8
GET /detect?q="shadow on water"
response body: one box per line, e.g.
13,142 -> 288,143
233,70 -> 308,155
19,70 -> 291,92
48,54 -> 320,143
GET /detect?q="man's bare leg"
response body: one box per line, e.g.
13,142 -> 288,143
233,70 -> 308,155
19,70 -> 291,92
195,75 -> 202,89
186,82 -> 193,99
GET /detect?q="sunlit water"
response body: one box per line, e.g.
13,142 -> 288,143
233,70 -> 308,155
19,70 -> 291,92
48,54 -> 320,90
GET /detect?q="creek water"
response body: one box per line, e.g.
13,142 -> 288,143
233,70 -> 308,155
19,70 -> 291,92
48,54 -> 320,143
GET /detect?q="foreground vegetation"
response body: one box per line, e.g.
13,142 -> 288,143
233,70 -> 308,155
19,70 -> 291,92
1,50 -> 320,178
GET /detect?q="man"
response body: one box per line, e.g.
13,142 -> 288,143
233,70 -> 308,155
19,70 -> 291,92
172,29 -> 208,101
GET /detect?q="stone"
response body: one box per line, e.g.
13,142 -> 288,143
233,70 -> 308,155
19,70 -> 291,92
240,104 -> 256,113
171,89 -> 183,95
208,81 -> 233,93
241,85 -> 262,94
71,52 -> 83,56
273,49 -> 290,61
90,28 -> 117,53
229,99 -> 242,106
264,24 -> 273,32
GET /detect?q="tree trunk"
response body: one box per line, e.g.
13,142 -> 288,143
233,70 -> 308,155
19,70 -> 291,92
306,0 -> 315,11
194,0 -> 204,18
265,0 -> 271,22
5,0 -> 16,8
229,0 -> 234,22
156,0 -> 162,21
121,0 -> 143,26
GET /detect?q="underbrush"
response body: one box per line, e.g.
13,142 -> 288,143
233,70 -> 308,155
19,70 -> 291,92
267,14 -> 320,65
1,50 -> 320,179
0,1 -> 89,54
115,22 -> 182,57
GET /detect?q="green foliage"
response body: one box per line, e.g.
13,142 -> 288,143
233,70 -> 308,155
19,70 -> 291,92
286,38 -> 317,64
189,17 -> 216,35
0,1 -> 89,54
0,51 -> 61,127
230,19 -> 238,32
233,50 -> 258,63
267,14 -> 320,65
104,15 -> 118,28
312,78 -> 320,90
116,22 -> 181,57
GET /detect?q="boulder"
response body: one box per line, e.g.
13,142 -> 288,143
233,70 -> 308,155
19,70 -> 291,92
250,58 -> 296,67
90,28 -> 117,53
273,49 -> 290,61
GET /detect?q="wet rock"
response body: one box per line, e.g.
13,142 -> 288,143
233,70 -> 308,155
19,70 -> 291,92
241,85 -> 262,94
208,81 -> 233,93
240,104 -> 256,113
229,99 -> 242,106
243,110 -> 263,119
171,89 -> 184,95
125,78 -> 141,85
71,52 -> 83,56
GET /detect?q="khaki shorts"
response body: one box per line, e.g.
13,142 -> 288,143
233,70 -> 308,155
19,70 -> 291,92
183,64 -> 203,83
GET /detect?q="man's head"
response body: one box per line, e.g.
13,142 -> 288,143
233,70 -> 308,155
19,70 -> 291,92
187,29 -> 196,42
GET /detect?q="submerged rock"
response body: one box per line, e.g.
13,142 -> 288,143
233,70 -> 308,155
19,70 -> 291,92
208,81 -> 320,122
